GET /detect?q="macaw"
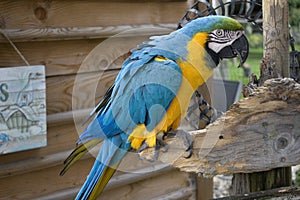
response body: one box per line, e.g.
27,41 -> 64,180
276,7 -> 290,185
60,15 -> 249,200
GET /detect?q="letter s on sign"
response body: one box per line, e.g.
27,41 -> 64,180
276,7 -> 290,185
0,83 -> 9,102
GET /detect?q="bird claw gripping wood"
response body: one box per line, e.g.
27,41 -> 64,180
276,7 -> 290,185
163,129 -> 194,159
138,90 -> 219,161
137,130 -> 193,161
137,138 -> 168,162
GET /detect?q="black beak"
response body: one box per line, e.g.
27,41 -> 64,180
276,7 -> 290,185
218,34 -> 249,67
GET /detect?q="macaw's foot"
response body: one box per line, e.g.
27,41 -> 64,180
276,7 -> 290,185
163,129 -> 193,158
137,138 -> 168,162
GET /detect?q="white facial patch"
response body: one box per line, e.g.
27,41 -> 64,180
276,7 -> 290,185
208,30 -> 244,53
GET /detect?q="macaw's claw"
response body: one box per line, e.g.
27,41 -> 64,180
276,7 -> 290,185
162,131 -> 176,140
156,139 -> 169,153
184,143 -> 193,159
137,139 -> 168,162
164,130 -> 194,159
138,130 -> 193,161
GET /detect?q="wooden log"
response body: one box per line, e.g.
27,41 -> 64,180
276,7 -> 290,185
139,78 -> 300,175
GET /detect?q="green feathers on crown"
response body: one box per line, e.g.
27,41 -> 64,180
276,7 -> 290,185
179,15 -> 244,37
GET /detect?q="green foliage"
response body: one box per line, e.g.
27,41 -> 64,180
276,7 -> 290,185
228,47 -> 262,85
289,0 -> 300,27
288,0 -> 300,8
296,168 -> 300,186
247,33 -> 263,49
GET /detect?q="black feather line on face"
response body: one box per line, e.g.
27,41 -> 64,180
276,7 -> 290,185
205,43 -> 220,68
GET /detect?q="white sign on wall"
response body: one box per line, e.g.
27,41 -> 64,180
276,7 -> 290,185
0,65 -> 47,154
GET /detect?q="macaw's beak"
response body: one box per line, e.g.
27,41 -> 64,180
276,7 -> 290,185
218,34 -> 249,67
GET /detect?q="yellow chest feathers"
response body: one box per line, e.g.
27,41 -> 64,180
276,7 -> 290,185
128,33 -> 214,150
178,32 -> 214,89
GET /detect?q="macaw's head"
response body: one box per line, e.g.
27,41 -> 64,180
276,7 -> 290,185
181,15 -> 249,67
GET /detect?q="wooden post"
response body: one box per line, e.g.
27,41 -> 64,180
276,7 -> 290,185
263,0 -> 290,77
232,0 -> 292,195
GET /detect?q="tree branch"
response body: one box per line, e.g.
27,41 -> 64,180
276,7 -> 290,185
139,78 -> 300,176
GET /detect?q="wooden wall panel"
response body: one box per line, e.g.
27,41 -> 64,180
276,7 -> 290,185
0,39 -> 100,76
45,72 -> 117,114
0,158 -> 93,200
0,35 -> 171,114
100,170 -> 193,200
0,24 -> 175,42
0,0 -> 198,199
0,36 -> 155,76
0,156 -> 194,200
0,1 -> 189,29
0,38 -> 142,114
0,123 -> 77,177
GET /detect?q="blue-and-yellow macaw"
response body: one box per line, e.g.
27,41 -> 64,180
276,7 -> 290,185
60,16 -> 249,200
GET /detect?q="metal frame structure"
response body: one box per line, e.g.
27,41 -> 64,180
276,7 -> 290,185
178,0 -> 262,29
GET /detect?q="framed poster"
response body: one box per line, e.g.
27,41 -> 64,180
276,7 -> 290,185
0,65 -> 47,154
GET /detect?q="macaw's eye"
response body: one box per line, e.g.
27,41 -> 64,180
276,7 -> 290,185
216,29 -> 223,36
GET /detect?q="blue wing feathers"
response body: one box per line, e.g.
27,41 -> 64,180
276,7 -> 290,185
73,33 -> 185,199
78,56 -> 183,144
112,58 -> 182,134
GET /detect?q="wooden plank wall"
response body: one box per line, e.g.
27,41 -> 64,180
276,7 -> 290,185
0,0 -> 198,199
